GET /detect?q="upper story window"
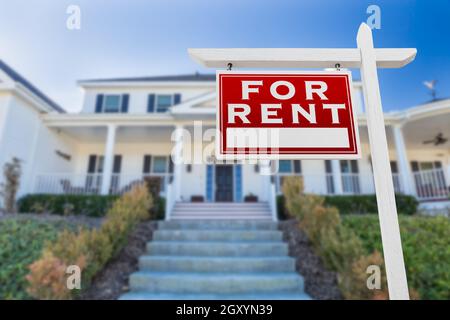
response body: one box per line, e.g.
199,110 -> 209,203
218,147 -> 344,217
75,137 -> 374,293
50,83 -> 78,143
147,93 -> 181,113
95,94 -> 129,113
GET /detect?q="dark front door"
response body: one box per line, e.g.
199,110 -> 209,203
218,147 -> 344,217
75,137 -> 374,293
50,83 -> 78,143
215,165 -> 233,202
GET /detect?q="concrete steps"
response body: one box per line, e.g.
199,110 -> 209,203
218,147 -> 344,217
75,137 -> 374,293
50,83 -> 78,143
171,202 -> 272,220
120,220 -> 310,300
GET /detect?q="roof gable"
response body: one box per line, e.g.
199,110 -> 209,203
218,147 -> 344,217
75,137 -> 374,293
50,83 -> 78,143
0,60 -> 64,113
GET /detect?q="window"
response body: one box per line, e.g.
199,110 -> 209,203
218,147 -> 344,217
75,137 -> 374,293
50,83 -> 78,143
104,95 -> 121,113
278,160 -> 301,174
95,94 -> 129,113
340,160 -> 359,173
279,160 -> 292,173
147,93 -> 181,113
156,95 -> 173,113
152,156 -> 168,173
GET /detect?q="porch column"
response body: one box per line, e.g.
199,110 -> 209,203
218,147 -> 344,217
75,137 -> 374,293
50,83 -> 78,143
172,125 -> 184,201
101,124 -> 117,195
392,124 -> 415,195
331,160 -> 343,194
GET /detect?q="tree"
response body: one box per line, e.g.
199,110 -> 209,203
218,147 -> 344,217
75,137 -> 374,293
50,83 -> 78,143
0,157 -> 22,213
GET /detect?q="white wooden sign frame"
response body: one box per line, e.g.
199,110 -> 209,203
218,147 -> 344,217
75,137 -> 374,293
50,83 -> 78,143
188,23 -> 416,300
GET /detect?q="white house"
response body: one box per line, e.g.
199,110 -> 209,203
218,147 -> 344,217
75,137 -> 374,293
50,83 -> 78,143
0,60 -> 449,218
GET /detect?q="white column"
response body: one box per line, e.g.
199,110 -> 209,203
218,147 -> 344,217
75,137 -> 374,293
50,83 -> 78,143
101,124 -> 117,195
331,160 -> 343,194
172,125 -> 184,201
392,124 -> 415,195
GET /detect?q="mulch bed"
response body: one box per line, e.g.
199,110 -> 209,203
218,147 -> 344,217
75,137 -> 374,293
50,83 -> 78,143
279,219 -> 342,300
79,220 -> 157,300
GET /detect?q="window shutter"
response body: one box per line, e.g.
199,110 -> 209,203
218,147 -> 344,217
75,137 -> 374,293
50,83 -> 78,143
147,94 -> 155,112
121,94 -> 129,113
168,157 -> 174,173
87,155 -> 97,173
390,161 -> 398,173
350,160 -> 359,173
434,161 -> 442,169
113,155 -> 122,173
294,160 -> 301,173
174,93 -> 181,105
95,94 -> 104,113
254,164 -> 259,173
143,155 -> 152,174
324,160 -> 332,173
410,161 -> 419,172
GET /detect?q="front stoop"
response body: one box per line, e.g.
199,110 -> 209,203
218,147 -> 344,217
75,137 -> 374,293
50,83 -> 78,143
120,220 -> 311,300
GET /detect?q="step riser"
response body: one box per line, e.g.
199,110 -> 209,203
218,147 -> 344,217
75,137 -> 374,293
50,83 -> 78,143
153,231 -> 282,242
158,221 -> 278,230
171,216 -> 272,220
147,243 -> 288,257
139,257 -> 295,272
129,275 -> 303,294
120,292 -> 310,300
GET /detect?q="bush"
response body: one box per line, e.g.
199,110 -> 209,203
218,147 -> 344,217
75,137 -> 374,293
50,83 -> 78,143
323,194 -> 418,216
277,194 -> 418,218
18,194 -> 119,217
26,185 -> 153,299
0,219 -> 68,299
343,215 -> 450,300
18,194 -> 167,220
282,176 -> 391,299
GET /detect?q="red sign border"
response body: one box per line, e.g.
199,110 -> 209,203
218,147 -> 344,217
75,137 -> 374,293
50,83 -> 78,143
216,70 -> 361,160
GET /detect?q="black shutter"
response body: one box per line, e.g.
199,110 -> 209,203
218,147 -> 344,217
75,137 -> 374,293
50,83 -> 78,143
293,160 -> 301,173
174,93 -> 181,105
121,94 -> 129,113
113,155 -> 122,173
254,164 -> 260,173
390,161 -> 398,173
143,155 -> 152,174
324,160 -> 332,173
147,94 -> 155,112
434,161 -> 442,169
95,94 -> 104,113
350,160 -> 359,173
168,157 -> 174,173
87,155 -> 97,173
410,161 -> 419,172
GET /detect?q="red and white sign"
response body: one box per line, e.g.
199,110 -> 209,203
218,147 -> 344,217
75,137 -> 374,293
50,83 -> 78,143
216,71 -> 361,159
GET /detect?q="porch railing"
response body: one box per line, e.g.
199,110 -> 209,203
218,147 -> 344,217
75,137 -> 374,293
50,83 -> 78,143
413,168 -> 449,201
33,173 -> 172,196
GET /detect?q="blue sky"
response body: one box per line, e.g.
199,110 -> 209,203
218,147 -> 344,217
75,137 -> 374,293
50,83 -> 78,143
0,0 -> 448,112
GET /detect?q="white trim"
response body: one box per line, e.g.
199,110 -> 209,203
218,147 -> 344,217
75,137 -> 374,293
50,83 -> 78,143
188,48 -> 416,69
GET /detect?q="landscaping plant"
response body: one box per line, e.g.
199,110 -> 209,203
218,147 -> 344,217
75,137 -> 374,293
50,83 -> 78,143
26,185 -> 152,299
0,157 -> 22,213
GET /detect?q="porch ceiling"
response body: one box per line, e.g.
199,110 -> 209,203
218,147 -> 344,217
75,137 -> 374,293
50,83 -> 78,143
56,126 -> 174,143
403,112 -> 450,150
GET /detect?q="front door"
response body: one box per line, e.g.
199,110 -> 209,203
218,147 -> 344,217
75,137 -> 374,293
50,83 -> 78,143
215,165 -> 233,202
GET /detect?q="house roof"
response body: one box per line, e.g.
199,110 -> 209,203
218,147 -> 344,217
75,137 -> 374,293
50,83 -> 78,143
80,73 -> 216,83
0,60 -> 65,113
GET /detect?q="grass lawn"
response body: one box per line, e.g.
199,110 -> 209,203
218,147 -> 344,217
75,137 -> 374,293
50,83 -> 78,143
342,214 -> 450,300
0,217 -> 75,299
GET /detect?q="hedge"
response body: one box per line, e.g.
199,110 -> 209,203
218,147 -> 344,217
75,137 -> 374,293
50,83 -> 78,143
343,215 -> 450,300
17,194 -> 166,219
277,194 -> 418,219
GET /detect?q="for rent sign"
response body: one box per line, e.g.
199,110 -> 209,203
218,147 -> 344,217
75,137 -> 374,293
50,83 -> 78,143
216,71 -> 361,159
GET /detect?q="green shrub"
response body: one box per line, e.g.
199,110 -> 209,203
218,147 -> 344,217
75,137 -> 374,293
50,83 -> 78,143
343,215 -> 450,300
0,219 -> 69,299
277,194 -> 418,217
323,194 -> 418,215
26,185 -> 153,299
18,194 -> 119,217
18,194 -> 167,220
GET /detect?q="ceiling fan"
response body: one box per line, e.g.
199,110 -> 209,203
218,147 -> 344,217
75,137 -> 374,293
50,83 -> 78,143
423,133 -> 448,146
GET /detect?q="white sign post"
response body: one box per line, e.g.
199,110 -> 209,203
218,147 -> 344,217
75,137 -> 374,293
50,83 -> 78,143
189,23 -> 415,300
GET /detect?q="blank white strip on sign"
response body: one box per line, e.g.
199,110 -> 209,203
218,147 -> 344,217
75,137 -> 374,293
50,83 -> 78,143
226,128 -> 350,148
